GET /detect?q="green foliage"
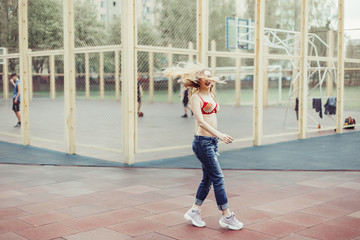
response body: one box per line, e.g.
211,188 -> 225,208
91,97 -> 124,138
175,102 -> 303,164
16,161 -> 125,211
209,0 -> 235,52
74,1 -> 107,47
28,0 -> 62,51
244,0 -> 337,31
28,0 -> 62,73
1,0 -> 341,76
0,0 -> 18,52
156,0 -> 197,48
108,16 -> 121,45
138,22 -> 160,46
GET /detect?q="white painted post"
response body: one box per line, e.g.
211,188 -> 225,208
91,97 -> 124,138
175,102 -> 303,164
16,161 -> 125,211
197,0 -> 208,64
115,50 -> 120,101
253,0 -> 265,146
326,30 -> 334,97
121,0 -> 136,164
292,35 -> 300,100
188,42 -> 194,61
263,45 -> 269,107
50,54 -> 55,100
149,51 -> 154,103
336,0 -> 344,134
28,49 -> 32,101
278,66 -> 282,104
235,56 -> 241,106
299,0 -> 309,139
85,53 -> 90,99
99,52 -> 104,100
63,0 -> 76,154
211,40 -> 216,94
167,44 -> 173,104
3,49 -> 8,102
18,0 -> 30,145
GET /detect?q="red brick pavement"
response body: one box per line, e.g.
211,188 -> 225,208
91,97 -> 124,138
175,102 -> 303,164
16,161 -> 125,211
0,164 -> 359,240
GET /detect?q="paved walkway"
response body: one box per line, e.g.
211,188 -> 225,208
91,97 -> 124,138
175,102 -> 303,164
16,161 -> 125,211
1,131 -> 360,171
1,100 -> 360,239
0,163 -> 360,240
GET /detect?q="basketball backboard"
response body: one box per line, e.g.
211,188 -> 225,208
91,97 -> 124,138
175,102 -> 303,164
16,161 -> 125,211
226,18 -> 255,50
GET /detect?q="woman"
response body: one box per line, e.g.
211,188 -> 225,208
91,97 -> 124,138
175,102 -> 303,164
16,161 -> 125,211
164,62 -> 243,230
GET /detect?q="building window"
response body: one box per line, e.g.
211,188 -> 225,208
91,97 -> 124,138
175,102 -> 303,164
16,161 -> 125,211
113,1 -> 116,6
101,1 -> 105,8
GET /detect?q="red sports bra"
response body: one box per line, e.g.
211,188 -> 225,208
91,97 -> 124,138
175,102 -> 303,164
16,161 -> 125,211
198,94 -> 218,115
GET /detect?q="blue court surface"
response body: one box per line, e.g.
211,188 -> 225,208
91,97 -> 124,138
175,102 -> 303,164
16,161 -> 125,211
1,131 -> 359,170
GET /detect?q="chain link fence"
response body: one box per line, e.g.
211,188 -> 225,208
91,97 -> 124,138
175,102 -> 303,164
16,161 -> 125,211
0,0 -> 359,163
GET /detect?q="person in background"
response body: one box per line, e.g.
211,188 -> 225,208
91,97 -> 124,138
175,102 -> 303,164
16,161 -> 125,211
10,73 -> 21,128
178,78 -> 192,118
137,76 -> 144,117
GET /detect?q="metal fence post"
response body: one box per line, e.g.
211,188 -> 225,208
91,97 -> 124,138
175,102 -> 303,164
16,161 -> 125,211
211,40 -> 216,94
336,0 -> 344,133
253,0 -> 265,146
235,55 -> 241,107
167,44 -> 173,104
99,51 -> 104,100
18,0 -> 30,145
115,50 -> 120,102
85,53 -> 90,100
326,30 -> 334,97
28,49 -> 32,101
263,45 -> 269,107
299,0 -> 309,139
197,0 -> 208,64
63,0 -> 76,154
50,54 -> 56,100
122,0 -> 136,164
3,49 -> 9,102
149,51 -> 154,103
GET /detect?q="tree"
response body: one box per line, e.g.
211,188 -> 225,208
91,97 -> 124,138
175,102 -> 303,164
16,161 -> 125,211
74,1 -> 107,48
208,0 -> 237,67
73,1 -> 109,76
28,0 -> 62,74
244,0 -> 337,32
28,0 -> 62,51
209,0 -> 235,52
243,0 -> 281,29
108,16 -> 121,45
0,0 -> 18,50
156,0 -> 197,48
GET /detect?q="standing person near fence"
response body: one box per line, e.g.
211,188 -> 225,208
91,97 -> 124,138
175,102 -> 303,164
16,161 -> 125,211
177,78 -> 192,118
137,76 -> 144,117
163,61 -> 243,230
10,73 -> 21,128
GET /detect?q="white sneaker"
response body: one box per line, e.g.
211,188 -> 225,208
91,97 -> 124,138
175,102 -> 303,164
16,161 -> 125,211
219,212 -> 243,230
184,209 -> 206,227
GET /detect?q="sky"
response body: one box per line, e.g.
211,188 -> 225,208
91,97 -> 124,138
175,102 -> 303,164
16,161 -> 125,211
344,0 -> 360,40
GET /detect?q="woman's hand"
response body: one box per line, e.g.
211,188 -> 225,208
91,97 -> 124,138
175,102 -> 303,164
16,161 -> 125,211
219,134 -> 233,144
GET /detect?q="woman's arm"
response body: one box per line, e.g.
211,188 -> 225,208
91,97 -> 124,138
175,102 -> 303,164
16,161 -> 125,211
190,94 -> 233,144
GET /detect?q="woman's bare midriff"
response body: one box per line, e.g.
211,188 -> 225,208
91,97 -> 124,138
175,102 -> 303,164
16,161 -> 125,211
197,113 -> 218,137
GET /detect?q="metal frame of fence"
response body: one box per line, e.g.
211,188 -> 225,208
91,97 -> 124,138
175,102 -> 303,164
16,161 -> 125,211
1,0 -> 359,165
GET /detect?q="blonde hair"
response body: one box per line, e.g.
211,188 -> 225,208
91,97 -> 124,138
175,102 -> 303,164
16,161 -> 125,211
163,61 -> 225,96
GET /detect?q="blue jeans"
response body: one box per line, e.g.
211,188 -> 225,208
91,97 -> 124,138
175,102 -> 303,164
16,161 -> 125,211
192,135 -> 229,210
